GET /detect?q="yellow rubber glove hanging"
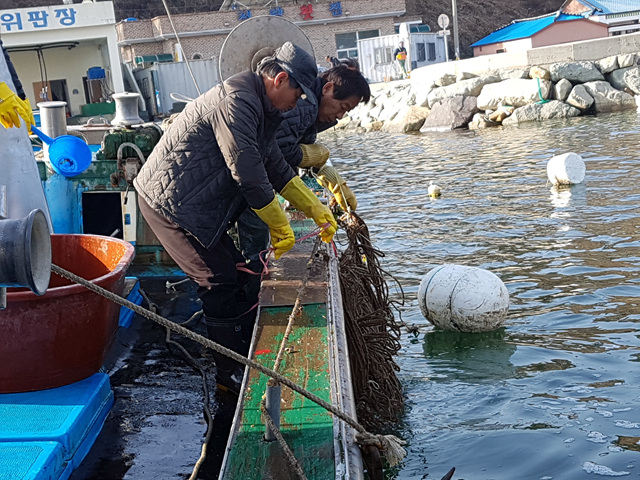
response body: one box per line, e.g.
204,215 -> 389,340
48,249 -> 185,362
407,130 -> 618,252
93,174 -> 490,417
280,176 -> 337,244
0,82 -> 33,132
21,98 -> 35,133
252,196 -> 296,259
299,143 -> 330,169
316,165 -> 357,212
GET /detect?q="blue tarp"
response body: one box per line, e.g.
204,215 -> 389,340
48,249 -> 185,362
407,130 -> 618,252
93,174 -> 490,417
471,13 -> 584,48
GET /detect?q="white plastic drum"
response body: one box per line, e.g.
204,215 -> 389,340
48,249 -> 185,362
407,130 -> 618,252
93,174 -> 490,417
418,264 -> 509,332
546,152 -> 585,185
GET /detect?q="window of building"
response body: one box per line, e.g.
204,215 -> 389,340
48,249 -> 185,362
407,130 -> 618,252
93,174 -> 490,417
192,53 -> 203,60
335,29 -> 380,58
496,49 -> 506,53
374,47 -> 394,64
427,42 -> 436,61
416,43 -> 426,62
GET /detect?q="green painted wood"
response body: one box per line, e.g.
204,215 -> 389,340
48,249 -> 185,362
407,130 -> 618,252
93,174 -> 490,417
224,303 -> 336,480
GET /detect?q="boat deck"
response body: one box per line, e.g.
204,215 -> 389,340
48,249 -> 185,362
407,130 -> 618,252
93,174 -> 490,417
220,221 -> 364,480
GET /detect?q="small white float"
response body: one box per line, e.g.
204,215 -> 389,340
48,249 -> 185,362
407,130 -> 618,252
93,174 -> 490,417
546,152 -> 585,186
427,181 -> 442,197
418,264 -> 509,332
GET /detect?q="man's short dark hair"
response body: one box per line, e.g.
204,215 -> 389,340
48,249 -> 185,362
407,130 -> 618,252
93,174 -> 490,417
256,58 -> 284,78
320,65 -> 371,104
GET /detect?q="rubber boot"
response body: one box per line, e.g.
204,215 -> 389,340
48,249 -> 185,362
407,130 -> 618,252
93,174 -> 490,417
205,317 -> 245,394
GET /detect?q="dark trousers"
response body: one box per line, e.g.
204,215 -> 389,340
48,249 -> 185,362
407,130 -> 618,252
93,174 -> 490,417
138,197 -> 257,319
236,207 -> 270,265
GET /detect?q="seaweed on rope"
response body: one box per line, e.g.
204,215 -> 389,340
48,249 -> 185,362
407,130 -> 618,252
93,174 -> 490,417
337,211 -> 405,431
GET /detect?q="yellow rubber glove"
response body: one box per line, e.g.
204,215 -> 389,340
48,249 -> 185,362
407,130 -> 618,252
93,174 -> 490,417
22,98 -> 35,133
316,165 -> 357,212
299,143 -> 330,169
252,196 -> 295,259
0,82 -> 32,131
280,176 -> 337,244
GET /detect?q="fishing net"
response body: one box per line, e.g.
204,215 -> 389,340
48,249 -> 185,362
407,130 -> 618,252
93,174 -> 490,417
337,211 -> 404,431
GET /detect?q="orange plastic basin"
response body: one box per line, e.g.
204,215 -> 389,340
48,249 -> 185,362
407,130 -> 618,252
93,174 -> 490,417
0,234 -> 135,393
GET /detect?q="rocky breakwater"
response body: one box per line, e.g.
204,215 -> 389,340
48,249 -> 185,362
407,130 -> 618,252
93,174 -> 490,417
337,53 -> 640,133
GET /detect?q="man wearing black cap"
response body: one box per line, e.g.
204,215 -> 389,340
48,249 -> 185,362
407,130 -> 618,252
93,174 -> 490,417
134,41 -> 337,393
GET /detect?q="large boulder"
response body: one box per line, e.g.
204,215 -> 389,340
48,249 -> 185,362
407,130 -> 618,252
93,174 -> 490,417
420,96 -> 478,132
566,84 -> 594,111
435,73 -> 457,87
607,66 -> 636,91
618,53 -> 636,68
502,100 -> 580,126
414,88 -> 431,108
496,67 -> 530,80
550,61 -> 604,83
468,113 -> 499,130
427,77 -> 491,108
623,67 -> 640,95
382,105 -> 429,133
477,78 -> 551,110
581,81 -> 637,112
595,55 -> 619,74
409,83 -> 432,108
529,66 -> 550,80
553,78 -> 573,102
456,71 -> 477,82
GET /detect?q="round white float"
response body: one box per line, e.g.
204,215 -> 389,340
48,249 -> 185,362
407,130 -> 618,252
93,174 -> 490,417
546,152 -> 585,185
418,264 -> 509,332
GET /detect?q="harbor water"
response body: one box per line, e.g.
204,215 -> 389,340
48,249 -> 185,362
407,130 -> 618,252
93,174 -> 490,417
322,111 -> 640,479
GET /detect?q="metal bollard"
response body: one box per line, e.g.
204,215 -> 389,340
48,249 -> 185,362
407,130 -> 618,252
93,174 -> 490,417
264,379 -> 282,442
38,101 -> 68,139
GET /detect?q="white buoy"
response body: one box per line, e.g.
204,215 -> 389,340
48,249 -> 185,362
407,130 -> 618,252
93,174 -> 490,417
546,152 -> 585,185
428,181 -> 442,197
418,264 -> 509,332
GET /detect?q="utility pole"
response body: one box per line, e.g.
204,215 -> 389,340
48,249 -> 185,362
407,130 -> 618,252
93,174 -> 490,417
451,0 -> 460,60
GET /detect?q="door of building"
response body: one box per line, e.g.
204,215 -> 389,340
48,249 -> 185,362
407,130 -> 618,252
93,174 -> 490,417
33,80 -> 70,114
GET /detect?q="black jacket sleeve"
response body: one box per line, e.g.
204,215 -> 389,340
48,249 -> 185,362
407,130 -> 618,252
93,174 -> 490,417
1,37 -> 26,100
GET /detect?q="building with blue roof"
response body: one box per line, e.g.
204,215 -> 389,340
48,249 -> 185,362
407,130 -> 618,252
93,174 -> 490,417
562,0 -> 640,36
472,0 -> 640,57
471,12 -> 609,56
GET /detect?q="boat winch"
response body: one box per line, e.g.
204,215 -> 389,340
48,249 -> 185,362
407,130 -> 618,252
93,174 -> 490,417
92,92 -> 161,186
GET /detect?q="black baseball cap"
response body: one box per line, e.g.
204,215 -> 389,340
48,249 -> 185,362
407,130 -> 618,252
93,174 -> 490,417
273,41 -> 317,105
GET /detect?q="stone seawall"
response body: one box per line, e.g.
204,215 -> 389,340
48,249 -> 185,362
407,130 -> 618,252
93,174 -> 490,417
336,33 -> 640,134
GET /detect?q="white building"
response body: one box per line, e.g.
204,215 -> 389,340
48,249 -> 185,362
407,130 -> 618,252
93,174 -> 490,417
1,1 -> 124,117
358,28 -> 447,83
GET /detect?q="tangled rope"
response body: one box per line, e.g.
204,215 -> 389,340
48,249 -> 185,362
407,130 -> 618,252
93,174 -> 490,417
337,211 -> 405,431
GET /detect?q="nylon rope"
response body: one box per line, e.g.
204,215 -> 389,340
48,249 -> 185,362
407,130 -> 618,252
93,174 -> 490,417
49,260 -> 407,465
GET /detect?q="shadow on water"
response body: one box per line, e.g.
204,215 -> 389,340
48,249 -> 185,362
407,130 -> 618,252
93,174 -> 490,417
423,329 -> 518,383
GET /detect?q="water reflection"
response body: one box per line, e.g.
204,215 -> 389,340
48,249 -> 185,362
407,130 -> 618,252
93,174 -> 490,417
423,329 -> 517,382
549,184 -> 587,209
321,111 -> 640,479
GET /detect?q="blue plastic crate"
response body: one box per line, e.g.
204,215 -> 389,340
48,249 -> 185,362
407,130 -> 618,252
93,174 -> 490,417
0,374 -> 114,478
87,67 -> 105,80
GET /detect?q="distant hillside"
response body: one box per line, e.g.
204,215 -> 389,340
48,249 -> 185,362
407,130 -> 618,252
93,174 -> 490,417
3,0 -> 562,57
